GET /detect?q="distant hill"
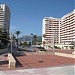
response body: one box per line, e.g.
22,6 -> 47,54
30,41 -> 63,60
18,35 -> 42,42
18,36 -> 31,42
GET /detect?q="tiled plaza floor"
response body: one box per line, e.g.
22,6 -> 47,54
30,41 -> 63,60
15,54 -> 75,69
0,50 -> 75,70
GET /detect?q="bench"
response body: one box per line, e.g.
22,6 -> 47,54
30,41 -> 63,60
8,53 -> 16,69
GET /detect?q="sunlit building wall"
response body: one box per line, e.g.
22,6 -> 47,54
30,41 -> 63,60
42,17 -> 60,46
0,4 -> 10,33
60,9 -> 75,45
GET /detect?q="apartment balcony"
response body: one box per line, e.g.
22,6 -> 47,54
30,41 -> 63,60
72,31 -> 75,33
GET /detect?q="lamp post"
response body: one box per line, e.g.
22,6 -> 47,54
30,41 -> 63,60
30,33 -> 33,51
10,32 -> 13,54
53,31 -> 55,55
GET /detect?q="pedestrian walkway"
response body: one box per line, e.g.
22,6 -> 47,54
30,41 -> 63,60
15,54 -> 75,69
0,65 -> 74,75
0,54 -> 75,70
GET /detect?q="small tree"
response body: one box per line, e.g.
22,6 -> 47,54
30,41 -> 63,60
22,42 -> 28,48
33,35 -> 37,45
42,34 -> 46,47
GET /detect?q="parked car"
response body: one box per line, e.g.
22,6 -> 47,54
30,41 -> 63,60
37,47 -> 45,49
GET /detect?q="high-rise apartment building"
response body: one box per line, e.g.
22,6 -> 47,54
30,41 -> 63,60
42,17 -> 60,45
42,9 -> 75,49
0,4 -> 10,33
60,10 -> 75,45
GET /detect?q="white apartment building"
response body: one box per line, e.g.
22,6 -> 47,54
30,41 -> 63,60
0,4 -> 10,33
42,9 -> 75,49
60,10 -> 75,45
42,17 -> 60,46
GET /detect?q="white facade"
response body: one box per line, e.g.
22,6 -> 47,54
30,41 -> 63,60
0,4 -> 10,33
42,9 -> 75,48
42,17 -> 60,47
60,9 -> 75,45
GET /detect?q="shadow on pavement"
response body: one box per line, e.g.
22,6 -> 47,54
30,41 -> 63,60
13,54 -> 23,67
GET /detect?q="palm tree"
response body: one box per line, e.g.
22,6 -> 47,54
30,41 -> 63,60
33,35 -> 37,45
12,34 -> 16,46
15,31 -> 21,48
15,31 -> 21,39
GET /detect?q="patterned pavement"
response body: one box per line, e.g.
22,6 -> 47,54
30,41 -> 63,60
15,54 -> 75,69
0,48 -> 75,75
0,65 -> 75,75
0,53 -> 75,70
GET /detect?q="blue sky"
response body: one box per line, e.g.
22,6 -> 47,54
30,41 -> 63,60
0,0 -> 74,37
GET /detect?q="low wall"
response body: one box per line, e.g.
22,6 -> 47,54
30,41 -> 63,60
8,53 -> 16,69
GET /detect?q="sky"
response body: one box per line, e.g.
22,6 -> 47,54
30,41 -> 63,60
0,0 -> 74,37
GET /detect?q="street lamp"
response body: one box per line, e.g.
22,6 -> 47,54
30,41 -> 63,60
10,32 -> 13,54
53,31 -> 55,55
30,33 -> 33,51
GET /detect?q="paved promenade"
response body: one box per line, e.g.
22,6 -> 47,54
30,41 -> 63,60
0,65 -> 75,75
0,48 -> 75,75
0,52 -> 75,70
